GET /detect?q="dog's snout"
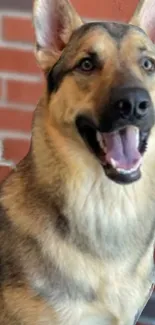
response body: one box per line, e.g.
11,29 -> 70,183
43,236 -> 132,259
112,87 -> 151,119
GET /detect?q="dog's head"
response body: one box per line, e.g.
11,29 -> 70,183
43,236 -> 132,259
33,0 -> 155,185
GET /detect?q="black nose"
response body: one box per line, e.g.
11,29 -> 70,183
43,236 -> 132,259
112,87 -> 151,119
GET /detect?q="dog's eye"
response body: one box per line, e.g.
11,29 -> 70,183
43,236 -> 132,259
78,58 -> 95,72
141,57 -> 155,73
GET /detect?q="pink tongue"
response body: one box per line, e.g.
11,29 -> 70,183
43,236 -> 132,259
103,126 -> 141,170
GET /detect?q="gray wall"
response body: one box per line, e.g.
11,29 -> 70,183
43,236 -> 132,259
0,0 -> 32,10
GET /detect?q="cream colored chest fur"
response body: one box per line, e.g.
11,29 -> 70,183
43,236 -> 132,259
58,136 -> 155,325
60,188 -> 155,325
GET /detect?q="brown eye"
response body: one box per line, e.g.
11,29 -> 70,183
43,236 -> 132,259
78,58 -> 95,72
141,57 -> 155,72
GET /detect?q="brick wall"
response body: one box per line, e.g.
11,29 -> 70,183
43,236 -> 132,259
0,10 -> 44,180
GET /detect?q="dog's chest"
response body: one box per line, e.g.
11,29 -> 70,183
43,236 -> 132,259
47,167 -> 155,325
68,174 -> 155,260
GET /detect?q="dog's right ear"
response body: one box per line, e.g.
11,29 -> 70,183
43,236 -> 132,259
33,0 -> 83,71
130,0 -> 155,42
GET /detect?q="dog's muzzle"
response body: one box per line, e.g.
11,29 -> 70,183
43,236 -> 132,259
76,86 -> 155,185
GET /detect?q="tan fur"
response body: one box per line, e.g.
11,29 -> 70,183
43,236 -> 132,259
0,0 -> 155,324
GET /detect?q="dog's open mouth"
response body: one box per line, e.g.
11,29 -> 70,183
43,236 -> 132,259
76,116 -> 148,184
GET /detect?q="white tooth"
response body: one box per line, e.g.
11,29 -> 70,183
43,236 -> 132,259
96,132 -> 105,150
117,168 -> 130,175
96,132 -> 102,142
134,158 -> 142,170
110,158 -> 117,168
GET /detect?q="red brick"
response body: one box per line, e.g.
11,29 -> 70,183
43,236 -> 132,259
0,48 -> 40,75
3,16 -> 34,43
7,80 -> 44,105
4,139 -> 30,163
0,166 -> 13,182
72,0 -> 139,21
0,108 -> 33,133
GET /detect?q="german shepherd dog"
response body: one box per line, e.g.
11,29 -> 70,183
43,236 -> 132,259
0,0 -> 155,324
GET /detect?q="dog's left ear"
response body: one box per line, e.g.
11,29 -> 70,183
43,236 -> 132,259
33,0 -> 83,70
131,0 -> 155,42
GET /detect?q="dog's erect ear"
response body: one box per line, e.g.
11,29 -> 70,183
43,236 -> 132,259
131,0 -> 155,42
33,0 -> 83,70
